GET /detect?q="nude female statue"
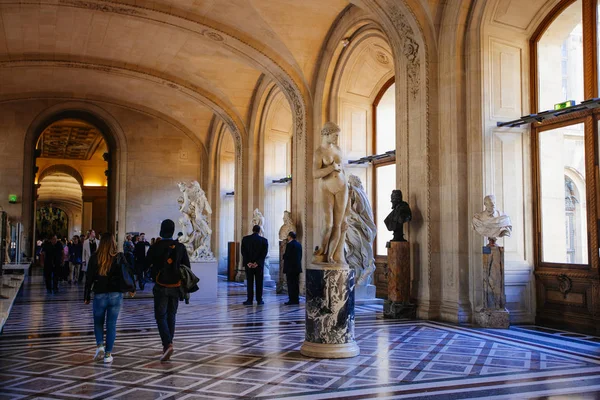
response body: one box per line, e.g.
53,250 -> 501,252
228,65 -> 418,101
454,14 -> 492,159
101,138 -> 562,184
313,122 -> 350,264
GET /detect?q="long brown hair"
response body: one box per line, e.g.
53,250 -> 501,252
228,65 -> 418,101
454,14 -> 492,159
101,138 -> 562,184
97,232 -> 118,276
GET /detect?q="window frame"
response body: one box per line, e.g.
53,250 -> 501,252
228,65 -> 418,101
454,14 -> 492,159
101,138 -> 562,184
372,77 -> 396,257
531,0 -> 599,271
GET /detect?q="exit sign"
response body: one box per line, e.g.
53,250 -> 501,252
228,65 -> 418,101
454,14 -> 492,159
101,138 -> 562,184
554,100 -> 575,110
8,194 -> 17,203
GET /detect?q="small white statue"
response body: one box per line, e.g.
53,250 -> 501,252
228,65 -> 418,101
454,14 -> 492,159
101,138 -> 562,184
278,211 -> 297,241
346,175 -> 376,286
177,181 -> 215,261
251,208 -> 265,236
472,195 -> 512,245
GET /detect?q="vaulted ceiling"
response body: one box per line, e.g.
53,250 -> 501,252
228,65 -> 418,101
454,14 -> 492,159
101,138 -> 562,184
0,0 -> 348,147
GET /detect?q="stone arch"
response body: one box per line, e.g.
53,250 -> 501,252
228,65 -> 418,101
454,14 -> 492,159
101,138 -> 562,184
22,101 -> 128,254
38,165 -> 84,189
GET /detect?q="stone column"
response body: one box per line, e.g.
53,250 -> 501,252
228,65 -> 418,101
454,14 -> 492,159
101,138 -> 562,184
475,245 -> 509,328
384,241 -> 416,319
277,240 -> 288,294
300,263 -> 359,358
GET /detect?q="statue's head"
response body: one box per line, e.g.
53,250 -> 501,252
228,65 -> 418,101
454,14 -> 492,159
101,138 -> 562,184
391,189 -> 403,205
321,122 -> 340,145
177,182 -> 186,191
177,196 -> 184,205
484,195 -> 496,213
283,210 -> 292,223
348,174 -> 362,189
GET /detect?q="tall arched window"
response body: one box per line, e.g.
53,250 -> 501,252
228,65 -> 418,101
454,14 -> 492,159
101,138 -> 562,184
373,79 -> 396,256
532,0 -> 598,270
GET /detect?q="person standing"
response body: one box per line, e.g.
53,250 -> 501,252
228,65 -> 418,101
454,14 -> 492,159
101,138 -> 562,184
283,231 -> 302,305
241,225 -> 269,306
134,233 -> 149,290
69,235 -> 83,284
84,232 -> 135,364
41,234 -> 63,294
146,219 -> 189,362
82,230 -> 98,283
123,235 -> 134,269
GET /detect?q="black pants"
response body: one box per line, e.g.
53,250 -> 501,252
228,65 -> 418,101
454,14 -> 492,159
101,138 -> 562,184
153,285 -> 180,348
245,266 -> 264,302
44,265 -> 59,291
286,272 -> 300,303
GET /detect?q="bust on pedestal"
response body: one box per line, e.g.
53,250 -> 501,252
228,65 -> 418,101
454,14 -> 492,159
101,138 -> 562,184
277,211 -> 296,294
472,195 -> 512,328
300,122 -> 359,359
252,208 -> 275,288
383,189 -> 416,319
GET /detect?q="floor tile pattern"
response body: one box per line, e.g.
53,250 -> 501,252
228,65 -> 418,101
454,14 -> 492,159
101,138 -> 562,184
0,274 -> 599,399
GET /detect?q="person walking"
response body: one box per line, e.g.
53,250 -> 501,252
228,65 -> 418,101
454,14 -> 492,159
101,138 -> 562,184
241,225 -> 269,306
82,230 -> 98,283
146,219 -> 189,361
84,232 -> 135,364
283,231 -> 302,305
123,234 -> 134,270
134,233 -> 149,290
40,234 -> 63,294
69,235 -> 83,284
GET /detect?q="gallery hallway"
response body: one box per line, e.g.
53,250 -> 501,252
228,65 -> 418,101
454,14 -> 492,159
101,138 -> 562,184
0,275 -> 598,400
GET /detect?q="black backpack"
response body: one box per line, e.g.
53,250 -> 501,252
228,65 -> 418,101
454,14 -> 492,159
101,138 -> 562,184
156,242 -> 184,286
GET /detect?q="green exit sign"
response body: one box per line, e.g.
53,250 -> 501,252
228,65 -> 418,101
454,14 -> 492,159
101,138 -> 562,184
8,194 -> 17,203
554,100 -> 575,110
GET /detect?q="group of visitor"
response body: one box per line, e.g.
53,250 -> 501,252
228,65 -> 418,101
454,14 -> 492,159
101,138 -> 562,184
40,229 -> 99,293
84,219 -> 188,364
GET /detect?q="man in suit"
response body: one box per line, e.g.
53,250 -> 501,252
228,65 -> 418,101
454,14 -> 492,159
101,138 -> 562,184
241,225 -> 269,305
134,232 -> 149,290
283,231 -> 302,305
41,234 -> 64,294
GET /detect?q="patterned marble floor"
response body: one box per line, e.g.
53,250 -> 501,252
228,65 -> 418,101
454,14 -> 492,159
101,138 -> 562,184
0,274 -> 599,400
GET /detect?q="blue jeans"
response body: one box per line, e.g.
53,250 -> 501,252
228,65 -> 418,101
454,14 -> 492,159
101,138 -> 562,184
153,285 -> 180,348
93,292 -> 123,353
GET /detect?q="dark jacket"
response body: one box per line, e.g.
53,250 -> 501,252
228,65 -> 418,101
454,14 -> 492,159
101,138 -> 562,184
69,242 -> 83,264
84,253 -> 126,302
134,241 -> 148,264
41,241 -> 63,269
283,239 -> 302,275
146,239 -> 190,286
241,233 -> 269,269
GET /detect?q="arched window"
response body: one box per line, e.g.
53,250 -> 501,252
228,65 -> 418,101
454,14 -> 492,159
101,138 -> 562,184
373,79 -> 396,256
532,0 -> 598,269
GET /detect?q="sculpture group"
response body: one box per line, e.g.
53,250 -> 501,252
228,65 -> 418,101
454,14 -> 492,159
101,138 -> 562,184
177,181 -> 215,261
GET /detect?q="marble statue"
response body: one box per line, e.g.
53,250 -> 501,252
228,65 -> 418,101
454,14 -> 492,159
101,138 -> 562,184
177,181 -> 215,261
346,175 -> 376,287
278,211 -> 296,241
384,190 -> 412,242
251,208 -> 265,236
251,208 -> 274,285
313,122 -> 350,264
472,195 -> 512,245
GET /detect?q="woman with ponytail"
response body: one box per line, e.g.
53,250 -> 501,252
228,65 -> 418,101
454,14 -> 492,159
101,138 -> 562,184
84,232 -> 135,363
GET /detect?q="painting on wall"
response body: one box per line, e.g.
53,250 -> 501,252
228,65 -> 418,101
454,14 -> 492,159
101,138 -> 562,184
36,206 -> 68,240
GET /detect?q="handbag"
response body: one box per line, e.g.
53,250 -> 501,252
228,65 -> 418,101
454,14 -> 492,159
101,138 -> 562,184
118,253 -> 136,292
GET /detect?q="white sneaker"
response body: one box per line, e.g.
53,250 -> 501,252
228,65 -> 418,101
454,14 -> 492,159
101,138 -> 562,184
104,353 -> 113,363
93,345 -> 105,361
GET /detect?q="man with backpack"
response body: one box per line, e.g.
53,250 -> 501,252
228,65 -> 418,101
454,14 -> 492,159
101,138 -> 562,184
146,219 -> 190,362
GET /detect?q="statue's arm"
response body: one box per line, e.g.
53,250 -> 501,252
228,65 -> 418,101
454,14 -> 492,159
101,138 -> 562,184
313,149 -> 336,179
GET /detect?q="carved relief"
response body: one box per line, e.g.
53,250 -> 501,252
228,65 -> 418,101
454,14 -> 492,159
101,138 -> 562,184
279,79 -> 305,140
557,274 -> 573,299
388,5 -> 421,98
58,0 -> 146,16
202,30 -> 225,42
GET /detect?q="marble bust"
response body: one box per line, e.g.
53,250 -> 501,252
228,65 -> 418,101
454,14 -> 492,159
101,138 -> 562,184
384,190 -> 412,242
278,211 -> 296,241
472,195 -> 512,244
312,122 -> 350,264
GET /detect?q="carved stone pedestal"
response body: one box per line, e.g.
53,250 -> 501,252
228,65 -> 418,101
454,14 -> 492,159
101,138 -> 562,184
384,241 -> 415,319
475,246 -> 509,329
300,263 -> 360,359
277,240 -> 288,294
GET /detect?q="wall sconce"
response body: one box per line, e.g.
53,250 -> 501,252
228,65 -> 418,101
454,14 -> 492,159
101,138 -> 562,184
272,175 -> 292,184
225,191 -> 235,196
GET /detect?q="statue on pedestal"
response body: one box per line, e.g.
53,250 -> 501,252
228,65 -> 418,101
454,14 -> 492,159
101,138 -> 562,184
472,195 -> 511,328
312,122 -> 350,265
384,190 -> 412,242
177,181 -> 215,261
472,195 -> 512,245
251,208 -> 274,286
346,175 -> 376,287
